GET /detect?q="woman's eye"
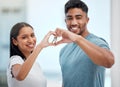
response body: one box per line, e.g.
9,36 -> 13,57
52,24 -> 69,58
22,36 -> 26,39
31,34 -> 35,37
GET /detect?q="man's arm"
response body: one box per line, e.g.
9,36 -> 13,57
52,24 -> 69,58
55,28 -> 114,68
74,35 -> 114,68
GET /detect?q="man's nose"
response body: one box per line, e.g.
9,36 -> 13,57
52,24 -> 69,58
71,19 -> 77,25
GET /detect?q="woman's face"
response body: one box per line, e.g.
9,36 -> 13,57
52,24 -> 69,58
13,26 -> 36,56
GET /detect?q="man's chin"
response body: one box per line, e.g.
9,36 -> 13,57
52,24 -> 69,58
71,31 -> 79,35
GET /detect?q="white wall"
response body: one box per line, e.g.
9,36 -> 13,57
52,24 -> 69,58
111,0 -> 120,87
0,0 -> 26,70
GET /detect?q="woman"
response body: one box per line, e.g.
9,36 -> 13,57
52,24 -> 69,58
7,22 -> 55,87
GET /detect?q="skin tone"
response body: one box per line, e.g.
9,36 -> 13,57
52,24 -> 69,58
12,26 -> 55,81
55,8 -> 114,68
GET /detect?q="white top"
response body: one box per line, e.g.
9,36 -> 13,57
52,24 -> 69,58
7,55 -> 47,87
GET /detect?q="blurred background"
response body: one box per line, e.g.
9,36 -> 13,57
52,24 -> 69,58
0,0 -> 117,87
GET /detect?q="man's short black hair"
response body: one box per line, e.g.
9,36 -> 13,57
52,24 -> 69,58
65,0 -> 88,14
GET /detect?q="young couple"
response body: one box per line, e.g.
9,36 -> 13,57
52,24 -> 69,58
7,0 -> 114,87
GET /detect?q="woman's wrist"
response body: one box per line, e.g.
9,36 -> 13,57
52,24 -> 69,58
36,43 -> 44,51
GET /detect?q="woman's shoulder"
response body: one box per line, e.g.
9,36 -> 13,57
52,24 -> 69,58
9,55 -> 24,65
10,55 -> 22,59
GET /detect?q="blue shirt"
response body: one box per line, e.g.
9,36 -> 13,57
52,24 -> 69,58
59,33 -> 109,87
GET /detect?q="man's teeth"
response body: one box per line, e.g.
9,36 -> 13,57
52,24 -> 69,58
71,28 -> 77,30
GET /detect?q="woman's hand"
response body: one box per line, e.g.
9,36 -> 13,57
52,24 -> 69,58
39,31 -> 56,48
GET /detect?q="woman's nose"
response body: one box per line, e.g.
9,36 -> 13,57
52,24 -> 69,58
28,37 -> 33,42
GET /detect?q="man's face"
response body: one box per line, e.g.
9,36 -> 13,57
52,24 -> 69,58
65,8 -> 89,36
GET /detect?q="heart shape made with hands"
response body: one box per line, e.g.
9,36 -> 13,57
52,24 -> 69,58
49,35 -> 62,44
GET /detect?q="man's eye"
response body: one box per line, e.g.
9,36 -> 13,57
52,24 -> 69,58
78,17 -> 81,19
67,17 -> 72,20
76,16 -> 82,19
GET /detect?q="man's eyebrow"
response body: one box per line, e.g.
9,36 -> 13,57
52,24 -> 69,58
66,14 -> 82,17
75,14 -> 82,17
66,15 -> 72,17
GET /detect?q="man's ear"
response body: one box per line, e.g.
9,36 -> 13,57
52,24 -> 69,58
87,17 -> 89,23
12,38 -> 18,46
65,19 -> 67,23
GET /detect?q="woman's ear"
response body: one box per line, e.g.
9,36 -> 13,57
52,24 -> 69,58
12,38 -> 18,46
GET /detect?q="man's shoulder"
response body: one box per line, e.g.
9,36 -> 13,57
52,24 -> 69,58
87,33 -> 108,43
87,33 -> 110,49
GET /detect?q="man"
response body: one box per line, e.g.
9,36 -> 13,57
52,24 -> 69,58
55,0 -> 114,87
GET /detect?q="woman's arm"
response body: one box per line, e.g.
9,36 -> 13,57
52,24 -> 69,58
12,31 -> 55,81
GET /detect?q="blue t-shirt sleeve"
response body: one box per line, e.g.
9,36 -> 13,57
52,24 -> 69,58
90,37 -> 110,50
